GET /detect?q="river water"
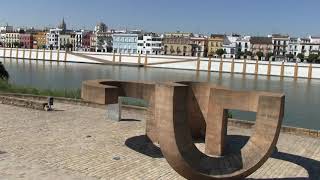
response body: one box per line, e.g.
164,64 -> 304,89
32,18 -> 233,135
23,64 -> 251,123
1,58 -> 320,130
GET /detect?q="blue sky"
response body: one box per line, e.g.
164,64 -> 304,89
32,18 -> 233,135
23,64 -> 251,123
0,0 -> 319,36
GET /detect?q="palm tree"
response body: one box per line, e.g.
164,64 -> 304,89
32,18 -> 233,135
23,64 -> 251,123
0,62 -> 9,81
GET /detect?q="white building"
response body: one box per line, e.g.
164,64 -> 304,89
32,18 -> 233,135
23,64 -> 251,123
75,30 -> 84,51
5,32 -> 20,47
46,28 -> 63,49
58,34 -> 72,50
95,32 -> 113,52
0,24 -> 13,33
269,34 -> 290,60
93,22 -> 113,52
190,35 -> 207,57
287,37 -> 299,56
236,36 -> 251,53
298,36 -> 320,57
0,33 -> 5,47
222,35 -> 238,58
112,33 -> 138,54
137,34 -> 162,55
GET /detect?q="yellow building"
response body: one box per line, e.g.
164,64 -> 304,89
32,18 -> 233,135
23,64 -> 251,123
33,31 -> 47,49
207,34 -> 225,56
163,32 -> 193,56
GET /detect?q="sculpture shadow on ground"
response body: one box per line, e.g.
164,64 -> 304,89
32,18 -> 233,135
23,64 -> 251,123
125,135 -> 163,158
120,119 -> 141,122
125,135 -> 320,180
230,136 -> 320,180
0,151 -> 6,155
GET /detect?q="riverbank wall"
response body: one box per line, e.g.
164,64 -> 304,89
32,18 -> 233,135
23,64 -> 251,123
1,48 -> 320,79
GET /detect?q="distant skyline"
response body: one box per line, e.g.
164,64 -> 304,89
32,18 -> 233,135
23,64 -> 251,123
0,0 -> 320,37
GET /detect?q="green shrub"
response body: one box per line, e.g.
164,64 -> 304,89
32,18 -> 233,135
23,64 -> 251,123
119,97 -> 148,107
0,80 -> 81,99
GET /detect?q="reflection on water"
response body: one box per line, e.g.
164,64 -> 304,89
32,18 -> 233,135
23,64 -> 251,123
1,58 -> 320,130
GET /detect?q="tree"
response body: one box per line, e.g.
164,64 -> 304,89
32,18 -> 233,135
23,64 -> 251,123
164,45 -> 168,55
183,46 -> 187,56
65,43 -> 73,51
297,53 -> 304,62
236,51 -> 244,59
307,54 -> 319,63
286,54 -> 294,61
245,51 -> 253,57
216,48 -> 225,57
256,51 -> 264,60
0,62 -> 9,81
315,57 -> 320,64
13,42 -> 20,48
208,51 -> 214,57
266,52 -> 273,61
170,47 -> 175,54
176,47 -> 181,55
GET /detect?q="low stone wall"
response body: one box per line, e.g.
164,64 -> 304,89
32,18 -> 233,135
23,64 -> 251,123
0,95 -> 47,111
1,92 -> 319,139
0,93 -> 106,109
229,119 -> 320,138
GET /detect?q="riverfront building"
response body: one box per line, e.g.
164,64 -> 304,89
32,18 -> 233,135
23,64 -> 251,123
190,35 -> 208,57
46,28 -> 62,49
58,34 -> 71,50
20,33 -> 33,49
93,22 -> 113,52
222,35 -> 239,58
82,32 -> 92,51
287,37 -> 299,57
236,36 -> 251,54
207,34 -> 225,57
4,32 -> 20,47
0,24 -> 13,33
250,36 -> 273,60
162,32 -> 193,56
74,31 -> 84,51
112,33 -> 138,54
33,31 -> 47,49
137,33 -> 163,55
298,36 -> 320,58
271,34 -> 290,61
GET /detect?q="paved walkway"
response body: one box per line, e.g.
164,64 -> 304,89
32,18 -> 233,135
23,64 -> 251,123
0,103 -> 319,180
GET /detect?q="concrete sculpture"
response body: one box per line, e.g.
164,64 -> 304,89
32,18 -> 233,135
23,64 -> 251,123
82,79 -> 285,179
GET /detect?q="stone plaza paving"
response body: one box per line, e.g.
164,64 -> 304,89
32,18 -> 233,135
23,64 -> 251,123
0,103 -> 319,179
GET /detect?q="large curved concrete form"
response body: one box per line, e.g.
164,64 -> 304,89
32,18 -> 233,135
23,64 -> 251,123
81,80 -> 222,143
82,79 -> 158,142
82,80 -> 285,179
156,82 -> 285,179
